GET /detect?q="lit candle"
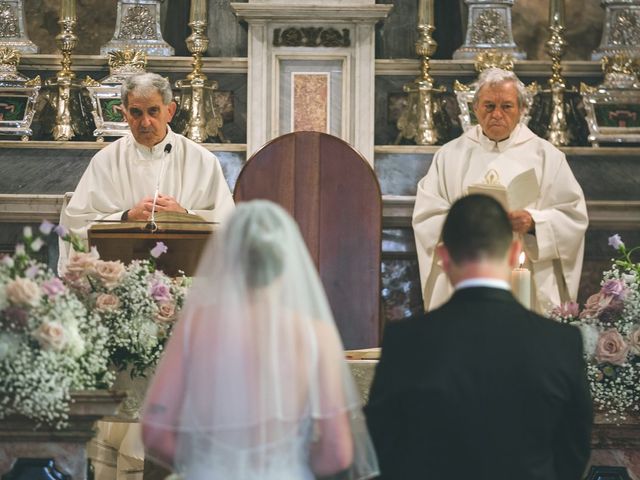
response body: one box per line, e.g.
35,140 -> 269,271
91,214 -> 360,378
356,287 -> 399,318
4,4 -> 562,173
417,0 -> 434,27
511,252 -> 531,309
60,0 -> 76,21
190,0 -> 207,23
549,0 -> 565,28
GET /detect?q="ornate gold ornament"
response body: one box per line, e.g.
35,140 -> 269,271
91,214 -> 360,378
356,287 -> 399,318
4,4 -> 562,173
0,46 -> 40,140
580,54 -> 640,146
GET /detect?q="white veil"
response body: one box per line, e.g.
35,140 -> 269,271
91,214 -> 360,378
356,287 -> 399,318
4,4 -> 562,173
142,200 -> 378,480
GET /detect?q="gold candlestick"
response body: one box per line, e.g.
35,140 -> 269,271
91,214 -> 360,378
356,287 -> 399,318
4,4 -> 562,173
48,13 -> 79,141
175,7 -> 225,143
417,0 -> 434,28
396,19 -> 445,145
544,3 -> 573,147
190,0 -> 206,23
549,0 -> 565,29
60,0 -> 76,21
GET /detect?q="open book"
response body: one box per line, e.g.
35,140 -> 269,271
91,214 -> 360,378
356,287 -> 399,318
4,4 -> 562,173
90,211 -> 215,234
466,168 -> 539,211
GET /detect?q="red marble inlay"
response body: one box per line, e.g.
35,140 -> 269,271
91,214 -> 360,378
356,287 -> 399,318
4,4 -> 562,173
292,73 -> 329,133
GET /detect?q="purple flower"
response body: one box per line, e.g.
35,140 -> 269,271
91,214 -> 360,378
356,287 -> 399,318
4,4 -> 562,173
150,279 -> 171,303
601,279 -> 628,299
25,265 -> 40,279
54,224 -> 68,238
39,220 -> 55,235
150,241 -> 168,259
41,277 -> 65,299
608,234 -> 625,250
2,306 -> 29,330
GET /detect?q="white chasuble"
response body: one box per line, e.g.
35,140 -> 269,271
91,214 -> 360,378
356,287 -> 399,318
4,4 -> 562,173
59,128 -> 234,270
412,124 -> 588,314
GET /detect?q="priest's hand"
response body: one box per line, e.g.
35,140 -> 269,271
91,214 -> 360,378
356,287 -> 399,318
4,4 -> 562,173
154,194 -> 188,214
509,210 -> 535,234
127,196 -> 155,221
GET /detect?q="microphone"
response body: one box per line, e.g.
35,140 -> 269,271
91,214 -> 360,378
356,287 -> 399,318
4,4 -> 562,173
149,143 -> 173,232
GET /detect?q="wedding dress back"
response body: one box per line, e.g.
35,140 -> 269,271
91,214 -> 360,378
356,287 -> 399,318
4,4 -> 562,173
142,200 -> 378,480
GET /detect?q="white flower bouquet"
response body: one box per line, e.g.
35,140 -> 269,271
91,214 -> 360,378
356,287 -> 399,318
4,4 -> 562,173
62,240 -> 190,378
0,224 -> 112,428
550,234 -> 640,421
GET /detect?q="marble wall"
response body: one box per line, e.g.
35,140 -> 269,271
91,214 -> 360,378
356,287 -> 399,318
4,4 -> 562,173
22,0 -> 604,60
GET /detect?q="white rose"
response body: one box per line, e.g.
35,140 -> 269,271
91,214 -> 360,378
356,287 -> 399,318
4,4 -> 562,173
574,323 -> 600,359
0,285 -> 8,311
0,332 -> 20,361
32,321 -> 68,352
95,293 -> 121,312
6,277 -> 41,306
94,260 -> 126,290
65,323 -> 85,357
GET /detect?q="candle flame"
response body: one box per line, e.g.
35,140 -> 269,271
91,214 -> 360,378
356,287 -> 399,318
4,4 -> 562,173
519,252 -> 526,267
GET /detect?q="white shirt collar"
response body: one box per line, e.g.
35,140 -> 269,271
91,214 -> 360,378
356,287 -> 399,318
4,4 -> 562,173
477,123 -> 521,153
455,278 -> 511,291
130,126 -> 175,158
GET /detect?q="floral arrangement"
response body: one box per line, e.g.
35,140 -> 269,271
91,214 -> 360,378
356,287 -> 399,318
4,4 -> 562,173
550,234 -> 640,421
62,238 -> 190,378
0,223 -> 113,428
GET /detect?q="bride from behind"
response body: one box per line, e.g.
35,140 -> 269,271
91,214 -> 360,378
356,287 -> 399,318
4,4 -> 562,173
141,200 -> 379,480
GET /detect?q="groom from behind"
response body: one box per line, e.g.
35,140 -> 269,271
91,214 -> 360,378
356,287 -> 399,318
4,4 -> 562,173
365,194 -> 592,480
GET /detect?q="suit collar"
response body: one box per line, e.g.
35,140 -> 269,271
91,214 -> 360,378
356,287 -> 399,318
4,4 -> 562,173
449,286 -> 517,304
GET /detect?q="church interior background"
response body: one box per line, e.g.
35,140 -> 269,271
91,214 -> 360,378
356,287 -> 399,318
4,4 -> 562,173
0,0 -> 639,346
1,0 -> 640,478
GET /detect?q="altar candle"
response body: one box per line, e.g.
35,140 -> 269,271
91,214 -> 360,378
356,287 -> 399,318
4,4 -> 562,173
549,0 -> 565,28
190,0 -> 207,23
418,0 -> 434,27
60,0 -> 76,21
511,252 -> 531,309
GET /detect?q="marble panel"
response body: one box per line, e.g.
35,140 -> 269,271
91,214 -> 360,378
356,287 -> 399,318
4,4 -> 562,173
567,155 -> 640,201
0,148 -> 245,195
374,152 -> 431,196
292,73 -> 330,132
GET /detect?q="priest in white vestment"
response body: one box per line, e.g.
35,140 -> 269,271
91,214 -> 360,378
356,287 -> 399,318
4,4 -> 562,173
413,68 -> 588,314
58,72 -> 234,479
58,72 -> 234,271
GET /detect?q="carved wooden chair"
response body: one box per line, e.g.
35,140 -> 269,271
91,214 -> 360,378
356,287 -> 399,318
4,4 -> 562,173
234,131 -> 382,348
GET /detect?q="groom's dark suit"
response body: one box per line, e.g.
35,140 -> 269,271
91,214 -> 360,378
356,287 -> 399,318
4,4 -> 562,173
364,286 -> 592,480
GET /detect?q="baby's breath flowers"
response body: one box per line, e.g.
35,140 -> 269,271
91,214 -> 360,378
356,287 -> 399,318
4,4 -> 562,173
0,223 -> 112,428
550,234 -> 640,421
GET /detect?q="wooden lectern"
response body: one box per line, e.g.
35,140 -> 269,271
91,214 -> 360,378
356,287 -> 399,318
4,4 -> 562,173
87,212 -> 214,276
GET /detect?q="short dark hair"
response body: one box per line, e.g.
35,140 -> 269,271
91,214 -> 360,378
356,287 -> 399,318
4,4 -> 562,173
441,194 -> 512,264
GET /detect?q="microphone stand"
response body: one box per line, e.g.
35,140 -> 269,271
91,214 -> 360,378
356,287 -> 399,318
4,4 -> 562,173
148,143 -> 173,232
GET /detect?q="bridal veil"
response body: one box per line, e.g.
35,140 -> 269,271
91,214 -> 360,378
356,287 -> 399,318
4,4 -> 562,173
142,200 -> 378,479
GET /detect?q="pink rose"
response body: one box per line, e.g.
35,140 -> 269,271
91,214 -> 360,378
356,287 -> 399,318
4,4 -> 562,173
595,329 -> 629,365
65,249 -> 99,276
6,278 -> 41,306
94,260 -> 125,289
628,326 -> 640,356
95,293 -> 120,313
155,301 -> 176,323
580,293 -> 618,321
32,321 -> 68,351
